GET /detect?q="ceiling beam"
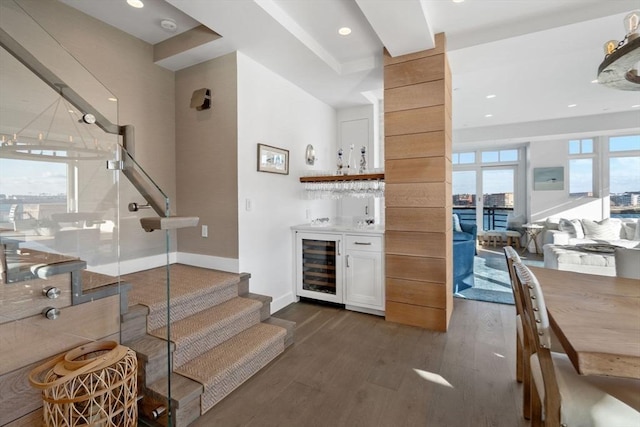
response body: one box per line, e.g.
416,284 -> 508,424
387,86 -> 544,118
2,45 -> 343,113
356,0 -> 434,57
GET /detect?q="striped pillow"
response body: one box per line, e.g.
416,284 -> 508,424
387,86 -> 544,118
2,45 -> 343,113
581,218 -> 620,240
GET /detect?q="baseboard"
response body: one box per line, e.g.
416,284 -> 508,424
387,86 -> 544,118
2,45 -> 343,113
89,253 -> 178,276
271,292 -> 296,314
176,252 -> 239,273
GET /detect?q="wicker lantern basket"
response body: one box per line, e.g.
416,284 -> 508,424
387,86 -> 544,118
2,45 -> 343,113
29,341 -> 138,427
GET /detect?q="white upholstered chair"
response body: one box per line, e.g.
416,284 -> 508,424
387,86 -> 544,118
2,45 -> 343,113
514,263 -> 640,427
614,247 -> 640,280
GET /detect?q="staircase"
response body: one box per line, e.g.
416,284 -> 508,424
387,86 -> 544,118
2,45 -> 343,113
121,264 -> 295,427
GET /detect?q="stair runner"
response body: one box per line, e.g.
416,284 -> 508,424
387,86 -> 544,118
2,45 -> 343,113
124,264 -> 288,417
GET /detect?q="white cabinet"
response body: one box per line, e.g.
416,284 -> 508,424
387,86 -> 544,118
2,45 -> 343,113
344,234 -> 384,314
294,229 -> 384,315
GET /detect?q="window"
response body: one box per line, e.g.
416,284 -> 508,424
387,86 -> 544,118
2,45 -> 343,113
569,139 -> 593,155
452,152 -> 475,165
481,149 -> 518,163
569,158 -> 593,196
610,135 -> 640,152
568,138 -> 594,197
608,135 -> 640,216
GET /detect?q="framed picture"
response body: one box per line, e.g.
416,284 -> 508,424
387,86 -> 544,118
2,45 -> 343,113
257,143 -> 289,175
533,167 -> 564,191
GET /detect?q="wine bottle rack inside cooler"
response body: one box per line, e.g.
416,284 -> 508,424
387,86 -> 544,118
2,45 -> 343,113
301,239 -> 337,296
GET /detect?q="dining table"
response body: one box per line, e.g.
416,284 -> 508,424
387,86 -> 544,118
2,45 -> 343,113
529,266 -> 640,379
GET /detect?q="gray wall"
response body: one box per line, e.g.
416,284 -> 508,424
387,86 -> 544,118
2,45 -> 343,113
175,54 -> 239,259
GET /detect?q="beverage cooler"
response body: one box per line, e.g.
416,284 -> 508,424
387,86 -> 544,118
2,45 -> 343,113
295,232 -> 343,304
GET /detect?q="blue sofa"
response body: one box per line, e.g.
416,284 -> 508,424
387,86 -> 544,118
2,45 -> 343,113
453,222 -> 477,293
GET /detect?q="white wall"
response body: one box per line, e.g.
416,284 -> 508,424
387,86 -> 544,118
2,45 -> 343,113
236,52 -> 336,313
529,138 -> 607,222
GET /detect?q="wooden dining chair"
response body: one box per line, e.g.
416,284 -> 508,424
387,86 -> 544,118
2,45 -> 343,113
503,246 -> 530,418
514,263 -> 640,427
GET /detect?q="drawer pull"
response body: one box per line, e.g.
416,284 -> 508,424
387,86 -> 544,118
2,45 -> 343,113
43,287 -> 61,299
354,242 -> 372,245
42,307 -> 61,320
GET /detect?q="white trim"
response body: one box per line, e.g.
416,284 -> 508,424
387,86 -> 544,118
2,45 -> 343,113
176,252 -> 239,273
271,292 -> 296,314
89,252 -> 177,276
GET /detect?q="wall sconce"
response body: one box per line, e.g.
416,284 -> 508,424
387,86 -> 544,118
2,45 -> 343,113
190,88 -> 211,110
305,144 -> 316,165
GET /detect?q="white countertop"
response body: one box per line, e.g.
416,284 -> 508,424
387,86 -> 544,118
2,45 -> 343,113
292,222 -> 385,235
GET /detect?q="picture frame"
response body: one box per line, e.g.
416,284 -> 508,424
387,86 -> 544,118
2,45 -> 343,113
533,167 -> 564,191
257,143 -> 289,175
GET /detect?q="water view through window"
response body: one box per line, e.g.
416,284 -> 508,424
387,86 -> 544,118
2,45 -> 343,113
0,158 -> 67,225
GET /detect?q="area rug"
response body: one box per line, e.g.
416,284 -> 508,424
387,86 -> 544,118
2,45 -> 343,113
455,252 -> 543,305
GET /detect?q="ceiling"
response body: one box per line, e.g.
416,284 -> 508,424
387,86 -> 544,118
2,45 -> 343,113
58,0 -> 640,138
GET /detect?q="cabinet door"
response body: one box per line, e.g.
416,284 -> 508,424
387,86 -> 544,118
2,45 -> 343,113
295,232 -> 343,304
344,250 -> 383,310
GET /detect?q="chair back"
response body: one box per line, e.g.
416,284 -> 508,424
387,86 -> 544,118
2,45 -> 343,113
614,248 -> 640,280
514,263 -> 562,424
503,246 -> 525,317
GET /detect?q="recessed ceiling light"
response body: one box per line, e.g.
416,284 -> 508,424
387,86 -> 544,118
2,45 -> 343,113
632,104 -> 640,108
127,0 -> 144,8
338,27 -> 352,36
108,97 -> 117,102
568,104 -> 577,108
486,94 -> 496,99
485,114 -> 493,118
591,79 -> 598,84
452,0 -> 465,3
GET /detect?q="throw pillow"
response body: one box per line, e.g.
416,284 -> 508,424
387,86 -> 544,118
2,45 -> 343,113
582,218 -> 619,240
453,213 -> 462,232
622,221 -> 640,241
544,217 -> 561,230
558,218 -> 584,239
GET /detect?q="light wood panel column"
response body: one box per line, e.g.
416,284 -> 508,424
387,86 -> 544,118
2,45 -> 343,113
384,33 -> 452,331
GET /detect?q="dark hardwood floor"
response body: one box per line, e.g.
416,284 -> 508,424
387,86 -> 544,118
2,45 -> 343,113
192,298 -> 528,427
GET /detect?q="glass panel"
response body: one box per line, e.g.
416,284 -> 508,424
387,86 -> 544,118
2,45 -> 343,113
610,135 -> 640,152
581,139 -> 593,153
482,168 -> 514,230
453,170 -> 476,224
569,140 -> 581,154
459,152 -> 475,164
452,153 -> 459,164
481,151 -> 499,163
610,156 -> 640,217
500,149 -> 518,161
569,158 -> 593,196
0,2 -> 170,424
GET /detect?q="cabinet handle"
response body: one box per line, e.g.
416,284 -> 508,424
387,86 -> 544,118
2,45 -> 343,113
346,255 -> 350,268
42,307 -> 61,320
354,242 -> 372,245
43,287 -> 61,299
337,240 -> 341,256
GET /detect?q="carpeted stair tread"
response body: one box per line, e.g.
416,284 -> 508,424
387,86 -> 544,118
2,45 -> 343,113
150,297 -> 263,367
175,322 -> 286,414
124,264 -> 240,330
